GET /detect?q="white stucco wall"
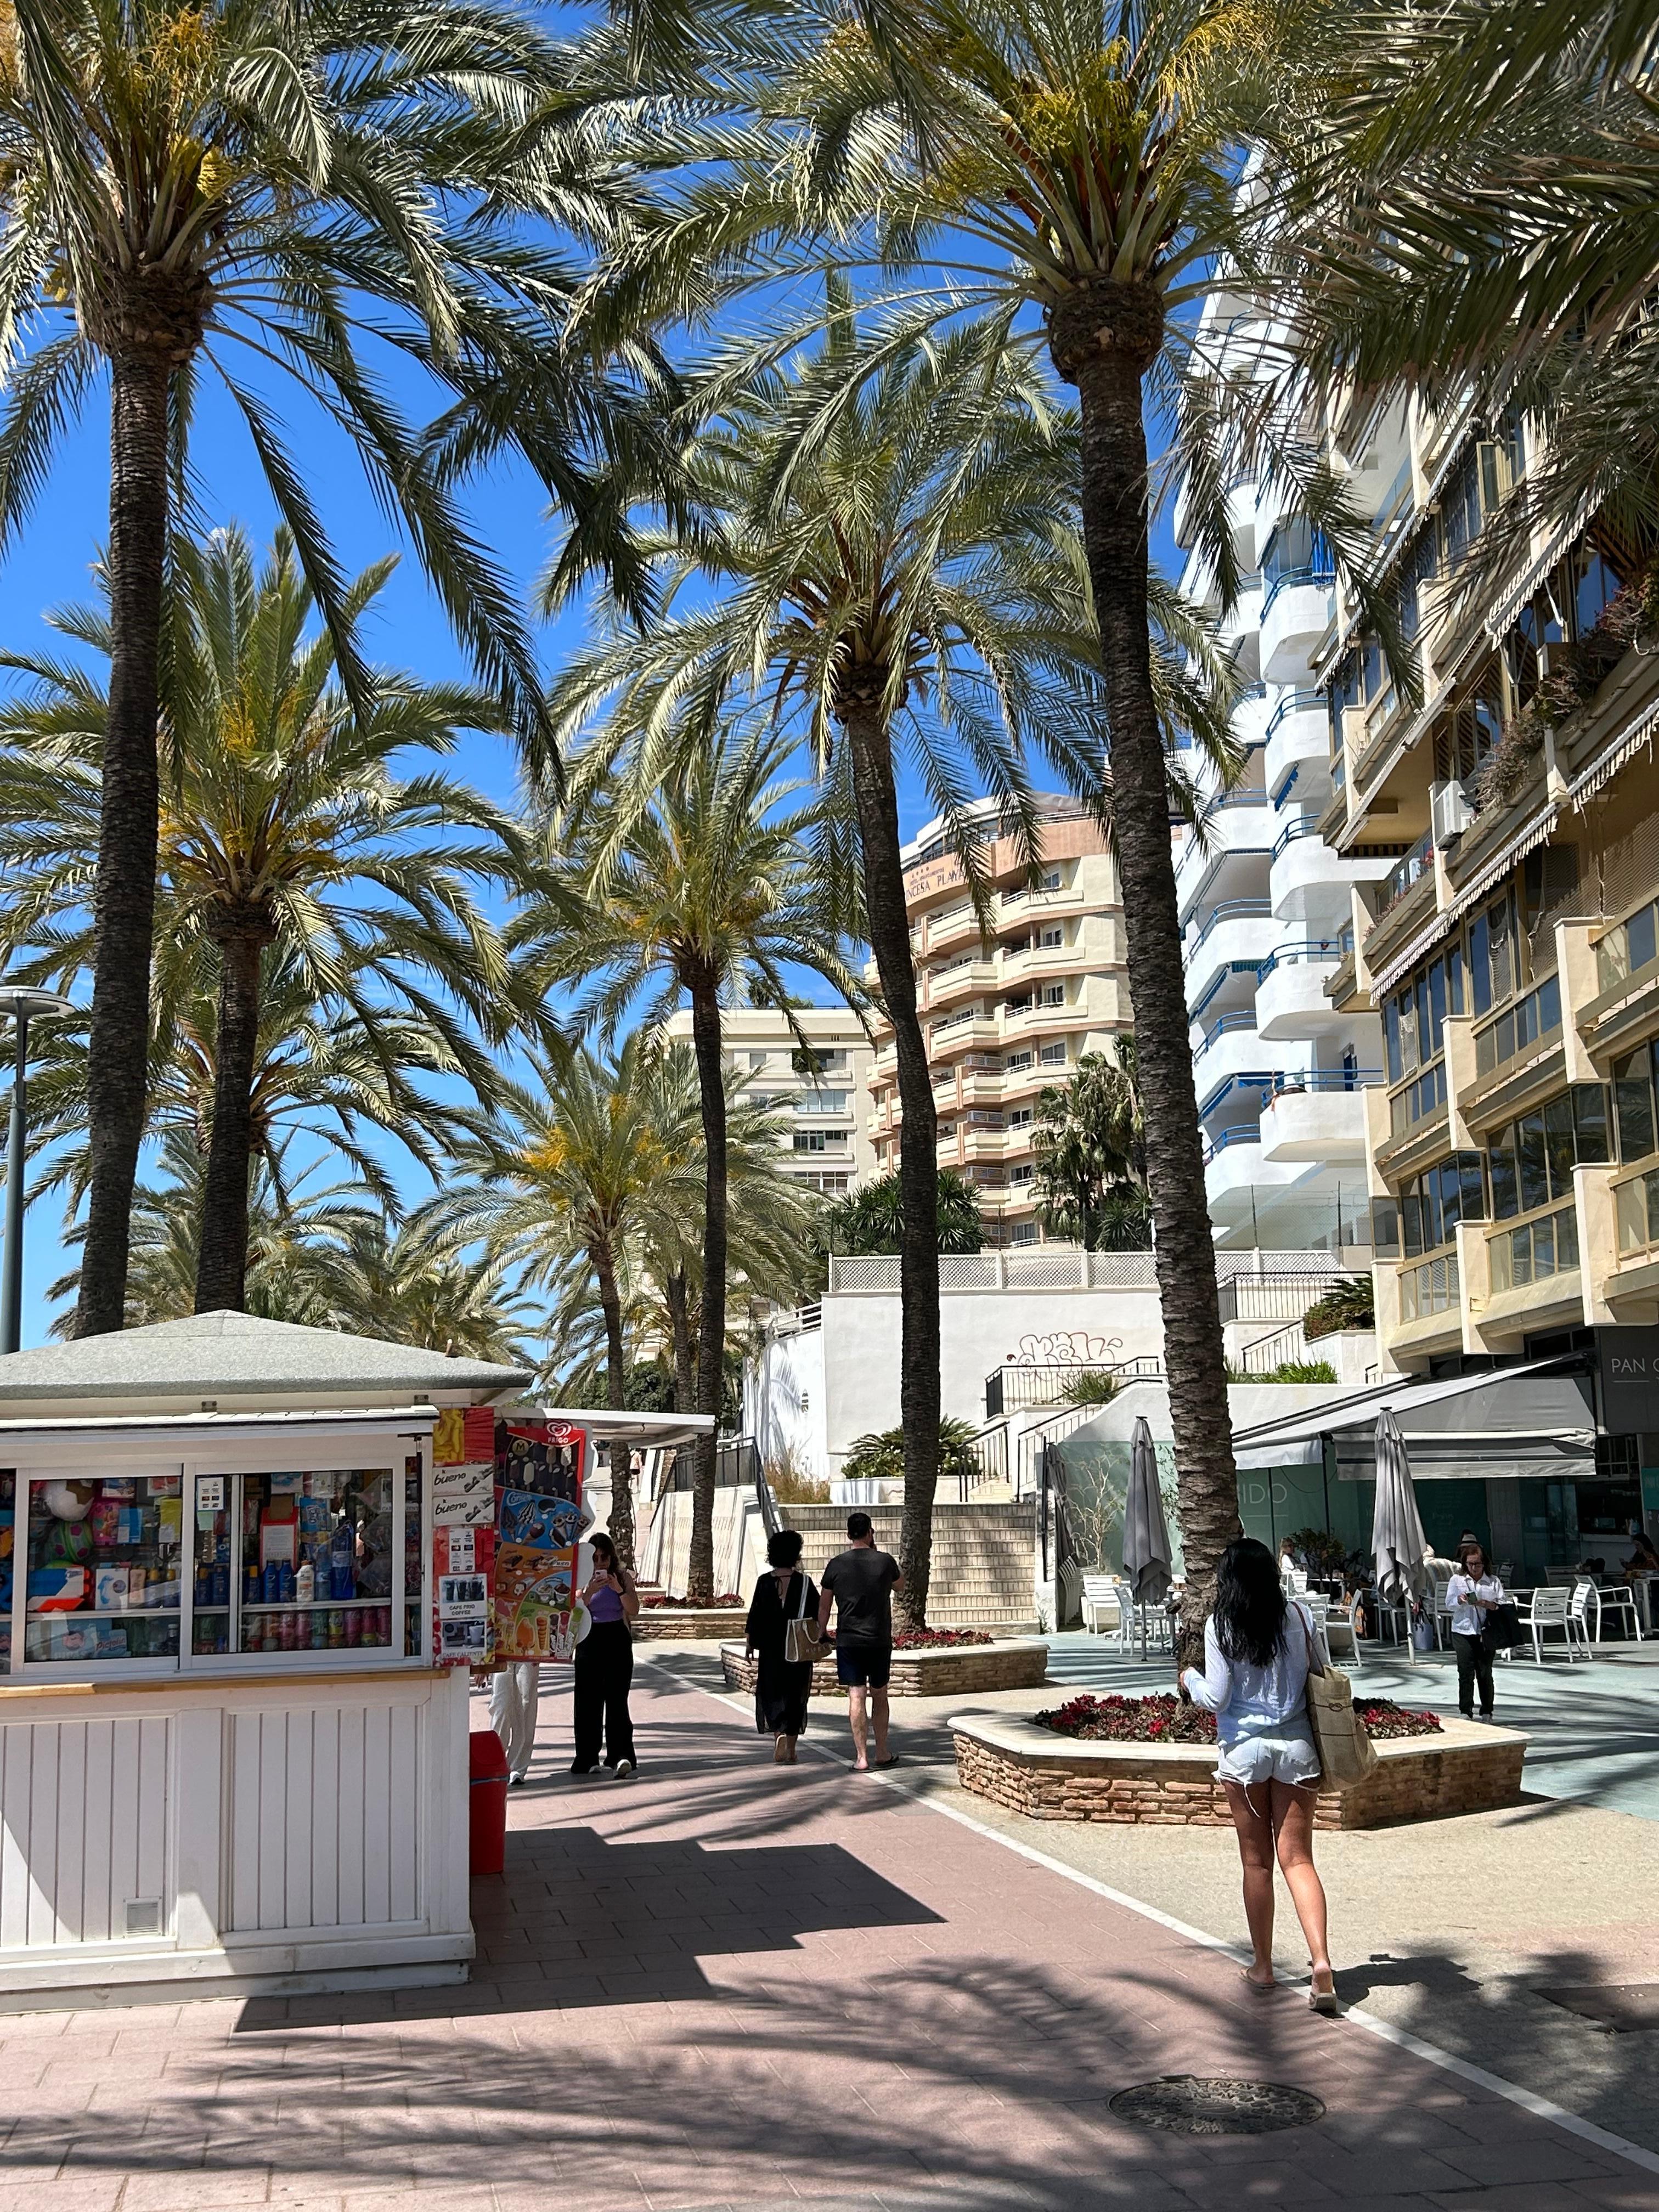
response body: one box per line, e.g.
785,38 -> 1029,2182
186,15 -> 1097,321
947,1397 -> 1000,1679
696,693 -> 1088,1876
745,1322 -> 828,1476
813,1284 -> 1165,1471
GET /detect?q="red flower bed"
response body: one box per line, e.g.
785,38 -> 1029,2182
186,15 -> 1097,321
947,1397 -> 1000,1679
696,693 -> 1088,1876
891,1628 -> 994,1650
639,1592 -> 744,1608
1034,1693 -> 1442,1744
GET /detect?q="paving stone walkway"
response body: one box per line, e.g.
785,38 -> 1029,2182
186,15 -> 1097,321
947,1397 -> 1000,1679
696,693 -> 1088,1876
0,1662 -> 1651,2211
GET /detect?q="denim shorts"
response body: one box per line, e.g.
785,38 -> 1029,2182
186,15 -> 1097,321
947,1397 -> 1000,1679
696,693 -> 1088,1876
835,1644 -> 891,1689
1214,1732 -> 1321,1790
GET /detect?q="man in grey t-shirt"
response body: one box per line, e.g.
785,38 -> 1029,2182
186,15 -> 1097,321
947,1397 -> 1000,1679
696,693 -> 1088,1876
817,1512 -> 902,1770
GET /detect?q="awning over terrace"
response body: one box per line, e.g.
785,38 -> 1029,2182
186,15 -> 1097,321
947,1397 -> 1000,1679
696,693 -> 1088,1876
1231,1356 -> 1596,1482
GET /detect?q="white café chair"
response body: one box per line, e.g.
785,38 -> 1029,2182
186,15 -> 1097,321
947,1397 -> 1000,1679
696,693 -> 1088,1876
1517,1584 -> 1578,1661
1584,1582 -> 1645,1643
1431,1575 -> 1454,1650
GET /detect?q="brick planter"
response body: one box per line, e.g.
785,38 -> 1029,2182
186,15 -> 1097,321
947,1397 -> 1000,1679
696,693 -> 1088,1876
721,1639 -> 1049,1700
634,1606 -> 749,1643
950,1713 -> 1527,1831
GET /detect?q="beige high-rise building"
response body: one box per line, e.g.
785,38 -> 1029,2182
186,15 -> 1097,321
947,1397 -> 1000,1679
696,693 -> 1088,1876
865,795 -> 1133,1245
662,1005 -> 878,1197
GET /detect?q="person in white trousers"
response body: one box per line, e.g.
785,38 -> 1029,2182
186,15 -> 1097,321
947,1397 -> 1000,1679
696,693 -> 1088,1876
490,1661 -> 541,1784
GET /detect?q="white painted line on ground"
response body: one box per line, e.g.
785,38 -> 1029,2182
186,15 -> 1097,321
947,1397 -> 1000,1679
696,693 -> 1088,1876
639,1652 -> 1659,2180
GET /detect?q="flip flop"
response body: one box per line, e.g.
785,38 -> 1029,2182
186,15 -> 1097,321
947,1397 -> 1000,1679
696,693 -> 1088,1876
874,1756 -> 899,1769
1240,1970 -> 1276,1995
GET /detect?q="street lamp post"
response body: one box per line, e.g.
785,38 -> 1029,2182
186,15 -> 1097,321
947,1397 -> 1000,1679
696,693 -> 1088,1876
0,989 -> 75,1356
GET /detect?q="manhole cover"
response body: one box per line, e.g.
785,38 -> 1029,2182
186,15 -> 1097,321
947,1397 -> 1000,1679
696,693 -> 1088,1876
1109,2076 -> 1325,2136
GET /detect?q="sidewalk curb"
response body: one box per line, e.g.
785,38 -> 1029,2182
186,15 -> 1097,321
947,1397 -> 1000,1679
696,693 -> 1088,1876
639,1651 -> 1659,2180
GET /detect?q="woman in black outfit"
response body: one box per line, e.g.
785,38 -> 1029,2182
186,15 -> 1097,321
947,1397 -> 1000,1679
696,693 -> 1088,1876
745,1530 -> 820,1764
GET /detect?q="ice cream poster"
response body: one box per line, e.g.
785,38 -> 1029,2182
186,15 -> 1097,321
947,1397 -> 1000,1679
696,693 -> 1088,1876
498,1487 -> 584,1551
497,1422 -> 584,1503
495,1543 -> 580,1662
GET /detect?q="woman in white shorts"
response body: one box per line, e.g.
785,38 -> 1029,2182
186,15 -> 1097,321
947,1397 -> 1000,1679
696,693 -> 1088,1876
1182,1535 -> 1338,2012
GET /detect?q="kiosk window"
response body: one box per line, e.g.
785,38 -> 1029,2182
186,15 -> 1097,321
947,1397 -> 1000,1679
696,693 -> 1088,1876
193,1468 -> 397,1656
24,1472 -> 183,1666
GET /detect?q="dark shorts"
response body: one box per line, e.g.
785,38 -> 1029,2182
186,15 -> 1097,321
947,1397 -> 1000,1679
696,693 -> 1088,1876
836,1643 -> 891,1689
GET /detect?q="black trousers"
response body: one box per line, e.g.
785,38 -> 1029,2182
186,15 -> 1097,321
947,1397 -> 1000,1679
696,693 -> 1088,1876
1452,1630 -> 1494,1717
574,1621 -> 636,1766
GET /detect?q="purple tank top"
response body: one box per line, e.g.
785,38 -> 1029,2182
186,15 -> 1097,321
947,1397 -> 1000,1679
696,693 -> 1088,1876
588,1579 -> 625,1623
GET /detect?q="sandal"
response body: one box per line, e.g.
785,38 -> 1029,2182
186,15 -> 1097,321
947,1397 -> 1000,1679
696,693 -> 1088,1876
1240,1968 -> 1276,1996
1308,1971 -> 1339,2016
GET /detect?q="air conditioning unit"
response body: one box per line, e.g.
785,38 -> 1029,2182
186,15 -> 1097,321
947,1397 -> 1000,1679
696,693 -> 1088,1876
1430,778 -> 1474,847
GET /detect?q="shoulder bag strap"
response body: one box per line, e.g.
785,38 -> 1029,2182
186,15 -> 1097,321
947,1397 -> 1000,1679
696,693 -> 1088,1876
794,1571 -> 809,1622
1298,1600 -> 1325,1677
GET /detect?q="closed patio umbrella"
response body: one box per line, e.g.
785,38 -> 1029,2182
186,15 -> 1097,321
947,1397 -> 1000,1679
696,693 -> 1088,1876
1372,1408 -> 1429,1666
1122,1415 -> 1173,1658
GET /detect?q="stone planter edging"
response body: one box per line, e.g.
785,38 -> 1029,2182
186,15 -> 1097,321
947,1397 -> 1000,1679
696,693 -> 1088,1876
949,1711 -> 1528,1831
634,1607 -> 749,1643
720,1638 -> 1049,1700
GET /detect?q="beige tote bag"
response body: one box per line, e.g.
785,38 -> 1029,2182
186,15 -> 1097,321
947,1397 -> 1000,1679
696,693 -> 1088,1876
1301,1611 -> 1378,1791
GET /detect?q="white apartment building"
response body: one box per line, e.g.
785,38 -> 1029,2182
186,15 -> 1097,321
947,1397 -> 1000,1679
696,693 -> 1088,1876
865,795 -> 1132,1245
1172,288 -> 1391,1256
663,1004 -> 879,1196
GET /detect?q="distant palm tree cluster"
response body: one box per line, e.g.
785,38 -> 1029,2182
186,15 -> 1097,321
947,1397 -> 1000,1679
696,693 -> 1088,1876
0,0 -> 1643,1616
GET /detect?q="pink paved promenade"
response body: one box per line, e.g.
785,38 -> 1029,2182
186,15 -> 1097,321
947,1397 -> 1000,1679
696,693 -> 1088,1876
0,1664 -> 1648,2211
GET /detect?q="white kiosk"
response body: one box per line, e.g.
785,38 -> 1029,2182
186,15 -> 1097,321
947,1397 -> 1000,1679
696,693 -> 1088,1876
0,1311 -> 531,2011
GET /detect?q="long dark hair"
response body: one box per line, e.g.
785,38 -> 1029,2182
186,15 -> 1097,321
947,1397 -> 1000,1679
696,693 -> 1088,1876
1212,1537 -> 1289,1668
590,1532 -> 619,1576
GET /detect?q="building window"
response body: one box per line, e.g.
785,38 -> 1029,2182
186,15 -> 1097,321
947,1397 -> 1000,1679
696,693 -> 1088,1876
1009,1164 -> 1034,1186
1043,869 -> 1062,891
792,1130 -> 847,1153
1011,1222 -> 1039,1245
1008,1107 -> 1034,1130
1399,1153 -> 1486,1257
1613,1042 -> 1659,1164
748,1052 -> 768,1069
1005,1050 -> 1033,1071
1485,1087 -> 1610,1220
1489,1204 -> 1579,1293
1040,927 -> 1064,949
1040,1041 -> 1068,1066
1041,984 -> 1065,1007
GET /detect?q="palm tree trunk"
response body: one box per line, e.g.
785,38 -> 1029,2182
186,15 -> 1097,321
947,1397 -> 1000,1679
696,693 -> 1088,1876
666,1267 -> 695,1414
595,1241 -> 635,1569
1051,286 -> 1239,1667
686,972 -> 726,1605
75,350 -> 171,1339
842,693 -> 938,1629
195,921 -> 271,1314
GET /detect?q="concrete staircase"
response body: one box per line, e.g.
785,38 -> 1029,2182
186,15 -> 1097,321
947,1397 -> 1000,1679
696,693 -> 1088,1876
777,1502 -> 1037,1632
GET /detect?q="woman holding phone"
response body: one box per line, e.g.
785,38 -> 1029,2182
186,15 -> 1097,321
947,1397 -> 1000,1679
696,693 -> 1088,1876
572,1533 -> 640,1776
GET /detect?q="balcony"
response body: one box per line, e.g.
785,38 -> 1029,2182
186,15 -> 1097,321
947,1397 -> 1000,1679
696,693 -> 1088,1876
1263,690 -> 1330,801
927,1008 -> 1000,1055
1257,1073 -> 1376,1164
1482,1203 -> 1582,1331
1186,901 -> 1277,1003
924,956 -> 997,1011
1268,813 -> 1348,916
1192,1017 -> 1271,1096
1254,941 -> 1348,1039
1261,569 -> 1335,683
921,900 -> 983,956
1176,807 -> 1273,922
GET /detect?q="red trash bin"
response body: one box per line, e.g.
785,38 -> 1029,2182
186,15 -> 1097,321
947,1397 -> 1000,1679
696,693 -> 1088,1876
469,1728 -> 510,1876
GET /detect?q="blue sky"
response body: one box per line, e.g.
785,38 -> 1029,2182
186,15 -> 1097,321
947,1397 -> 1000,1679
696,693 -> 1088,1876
1,321 -> 1183,1348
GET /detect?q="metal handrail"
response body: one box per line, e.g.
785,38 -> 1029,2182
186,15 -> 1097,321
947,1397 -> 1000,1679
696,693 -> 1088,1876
1267,1068 -> 1382,1094
1271,813 -> 1323,861
1256,940 -> 1346,977
1202,1124 -> 1262,1160
1195,1009 -> 1257,1057
1188,898 -> 1272,955
1261,565 -> 1335,618
1265,688 -> 1326,738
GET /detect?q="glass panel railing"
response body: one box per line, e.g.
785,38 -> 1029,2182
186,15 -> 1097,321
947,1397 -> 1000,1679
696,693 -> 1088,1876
1596,897 -> 1659,996
1489,1205 -> 1579,1294
1399,1250 -> 1459,1324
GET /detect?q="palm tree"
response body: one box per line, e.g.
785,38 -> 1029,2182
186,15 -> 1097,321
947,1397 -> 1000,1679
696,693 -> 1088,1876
825,1167 -> 985,1257
0,527 -> 521,1312
540,310 -> 1226,1623
427,1037 -> 702,1566
0,0 -> 624,1334
599,0 -> 1313,1647
1032,1042 -> 1148,1250
48,1128 -> 541,1361
516,724 -> 862,1600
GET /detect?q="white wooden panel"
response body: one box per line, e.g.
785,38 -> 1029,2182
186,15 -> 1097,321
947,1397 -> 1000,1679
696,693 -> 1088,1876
337,1703 -> 365,1927
225,1695 -> 424,1935
309,1705 -> 340,1931
387,1703 -> 417,1923
0,1716 -> 175,1950
81,1720 -> 114,1943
